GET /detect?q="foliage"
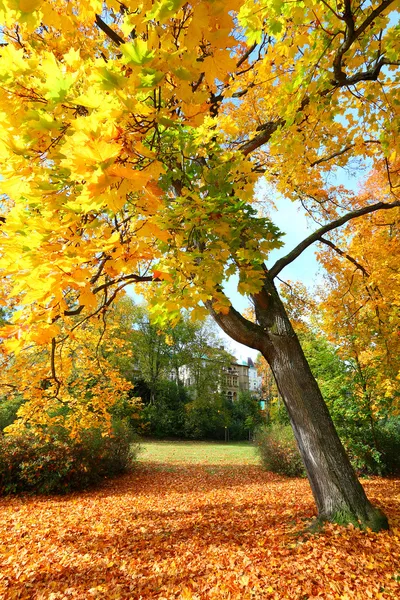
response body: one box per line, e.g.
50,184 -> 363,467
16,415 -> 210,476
318,170 -> 400,422
0,302 -> 136,440
0,393 -> 25,431
0,0 -> 398,384
335,418 -> 400,476
184,392 -> 232,440
300,330 -> 353,412
123,301 -> 232,405
2,447 -> 400,598
136,381 -> 264,441
140,380 -> 189,438
229,391 -> 264,440
375,419 -> 400,475
0,420 -> 138,495
256,424 -> 305,477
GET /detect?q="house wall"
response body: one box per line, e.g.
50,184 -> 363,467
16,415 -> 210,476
224,362 -> 250,401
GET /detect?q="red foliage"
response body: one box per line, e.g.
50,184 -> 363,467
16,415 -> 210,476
0,465 -> 399,598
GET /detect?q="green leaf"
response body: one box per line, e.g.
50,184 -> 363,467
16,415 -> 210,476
139,69 -> 165,88
121,40 -> 155,66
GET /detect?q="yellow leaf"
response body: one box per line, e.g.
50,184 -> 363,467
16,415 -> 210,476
79,287 -> 97,309
19,0 -> 42,13
109,165 -> 151,190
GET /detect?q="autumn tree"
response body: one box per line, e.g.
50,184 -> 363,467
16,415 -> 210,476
317,168 -> 400,466
0,0 -> 399,529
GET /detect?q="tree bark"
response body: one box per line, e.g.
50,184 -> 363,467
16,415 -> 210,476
207,279 -> 389,531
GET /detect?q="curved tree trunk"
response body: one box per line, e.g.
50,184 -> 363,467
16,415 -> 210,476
207,278 -> 388,531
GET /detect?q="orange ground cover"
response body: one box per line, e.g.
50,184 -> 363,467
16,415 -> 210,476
0,464 -> 399,599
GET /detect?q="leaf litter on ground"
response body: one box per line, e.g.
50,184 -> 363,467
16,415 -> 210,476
0,451 -> 399,599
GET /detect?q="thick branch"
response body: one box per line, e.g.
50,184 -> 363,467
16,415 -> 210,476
340,57 -> 400,86
204,298 -> 265,352
268,200 -> 400,279
241,121 -> 283,156
95,14 -> 125,46
353,0 -> 395,43
332,0 -> 395,84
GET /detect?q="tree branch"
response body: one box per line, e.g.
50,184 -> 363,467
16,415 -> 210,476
309,140 -> 380,166
332,0 -> 395,85
236,42 -> 257,69
63,273 -> 154,317
92,273 -> 153,295
268,200 -> 400,279
95,14 -> 125,46
241,120 -> 283,156
319,237 -> 370,277
204,298 -> 266,352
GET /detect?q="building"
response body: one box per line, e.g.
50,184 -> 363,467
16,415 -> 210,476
247,357 -> 263,397
223,361 -> 249,401
177,354 -> 262,401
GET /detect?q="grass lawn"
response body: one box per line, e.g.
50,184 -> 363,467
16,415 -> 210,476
138,439 -> 259,465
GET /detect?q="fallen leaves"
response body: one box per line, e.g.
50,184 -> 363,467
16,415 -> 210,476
0,465 -> 399,599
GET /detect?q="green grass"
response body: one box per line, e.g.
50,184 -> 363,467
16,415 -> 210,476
138,440 -> 259,465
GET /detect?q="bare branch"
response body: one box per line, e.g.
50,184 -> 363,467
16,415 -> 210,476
309,140 -> 380,166
93,272 -> 154,294
236,42 -> 257,69
63,273 -> 154,317
268,199 -> 400,279
241,121 -> 283,156
95,14 -> 125,46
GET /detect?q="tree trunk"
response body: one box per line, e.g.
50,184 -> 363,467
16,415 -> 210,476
207,279 -> 388,531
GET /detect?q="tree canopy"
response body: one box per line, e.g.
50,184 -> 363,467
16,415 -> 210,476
0,0 -> 398,352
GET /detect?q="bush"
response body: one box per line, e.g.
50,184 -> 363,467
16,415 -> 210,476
0,420 -> 139,495
338,417 -> 400,476
138,381 -> 190,438
256,424 -> 305,477
375,419 -> 400,474
0,394 -> 25,431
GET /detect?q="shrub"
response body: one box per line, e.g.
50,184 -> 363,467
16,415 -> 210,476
338,417 -> 400,475
140,381 -> 189,438
0,394 -> 25,431
375,419 -> 400,474
0,420 -> 139,495
256,424 -> 305,477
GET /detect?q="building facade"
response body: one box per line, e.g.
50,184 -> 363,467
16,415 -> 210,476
223,361 -> 249,401
176,355 -> 262,401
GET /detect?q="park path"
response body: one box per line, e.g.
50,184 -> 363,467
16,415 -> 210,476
0,462 -> 400,599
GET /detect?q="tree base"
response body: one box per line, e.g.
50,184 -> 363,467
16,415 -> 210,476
321,504 -> 389,532
301,505 -> 389,535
